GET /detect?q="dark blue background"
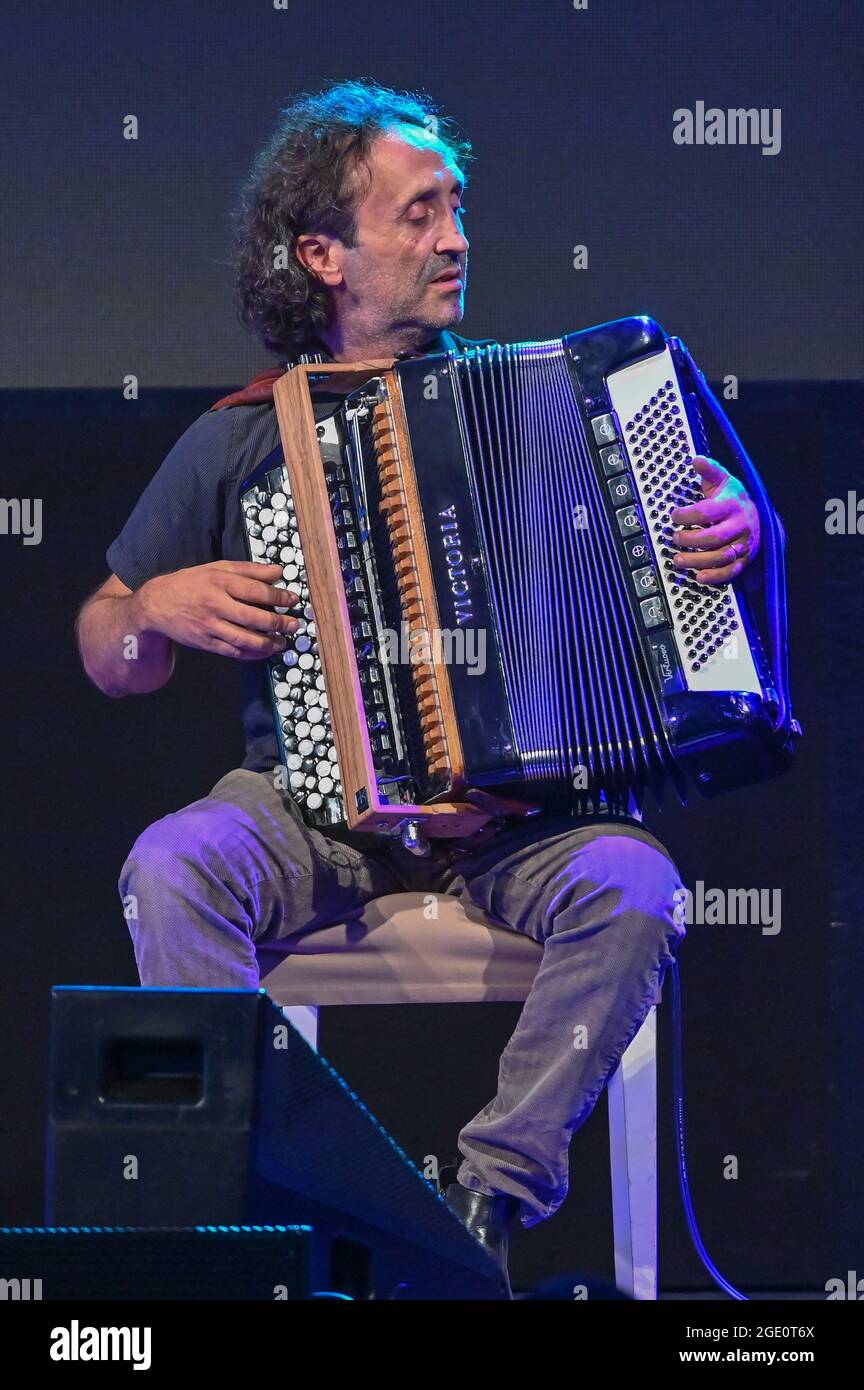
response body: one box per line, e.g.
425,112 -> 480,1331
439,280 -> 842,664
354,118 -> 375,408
2,0 -> 860,388
1,0 -> 860,1294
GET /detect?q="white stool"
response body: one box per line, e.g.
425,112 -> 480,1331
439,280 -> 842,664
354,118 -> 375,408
259,891 -> 659,1299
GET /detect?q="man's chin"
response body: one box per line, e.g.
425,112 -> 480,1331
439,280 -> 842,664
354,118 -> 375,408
429,293 -> 465,325
398,295 -> 464,344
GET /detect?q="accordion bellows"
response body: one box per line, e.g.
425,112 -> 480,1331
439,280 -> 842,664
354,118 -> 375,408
241,316 -> 798,837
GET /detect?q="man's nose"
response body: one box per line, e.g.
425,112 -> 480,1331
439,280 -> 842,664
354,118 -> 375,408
436,211 -> 469,257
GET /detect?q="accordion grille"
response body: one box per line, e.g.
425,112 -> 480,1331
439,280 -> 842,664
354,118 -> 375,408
452,343 -> 680,811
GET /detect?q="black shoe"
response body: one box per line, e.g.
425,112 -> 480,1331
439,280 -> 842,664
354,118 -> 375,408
439,1166 -> 520,1299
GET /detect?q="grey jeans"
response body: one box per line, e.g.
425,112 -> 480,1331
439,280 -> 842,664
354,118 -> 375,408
119,768 -> 685,1228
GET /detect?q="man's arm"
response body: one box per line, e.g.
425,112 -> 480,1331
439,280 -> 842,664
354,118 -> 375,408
76,572 -> 175,697
76,562 -> 299,698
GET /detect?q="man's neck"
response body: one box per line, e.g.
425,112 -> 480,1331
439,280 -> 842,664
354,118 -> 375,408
318,324 -> 450,363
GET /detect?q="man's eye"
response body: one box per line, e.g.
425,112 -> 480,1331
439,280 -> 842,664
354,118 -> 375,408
407,204 -> 468,223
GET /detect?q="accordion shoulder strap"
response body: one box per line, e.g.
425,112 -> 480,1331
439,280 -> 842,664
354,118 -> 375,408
211,368 -> 283,410
211,351 -> 331,411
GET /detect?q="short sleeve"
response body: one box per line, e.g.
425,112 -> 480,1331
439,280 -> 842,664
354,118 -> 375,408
106,407 -> 236,590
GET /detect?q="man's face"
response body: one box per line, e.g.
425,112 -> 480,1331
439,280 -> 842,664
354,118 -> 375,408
312,125 -> 470,344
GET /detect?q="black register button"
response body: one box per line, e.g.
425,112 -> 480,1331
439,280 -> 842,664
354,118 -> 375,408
608,474 -> 634,507
639,595 -> 668,630
600,444 -> 626,476
632,565 -> 659,598
591,413 -> 618,446
624,535 -> 651,567
615,505 -> 641,537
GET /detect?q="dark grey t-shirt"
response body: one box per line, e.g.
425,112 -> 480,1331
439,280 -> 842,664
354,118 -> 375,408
106,329 -> 497,780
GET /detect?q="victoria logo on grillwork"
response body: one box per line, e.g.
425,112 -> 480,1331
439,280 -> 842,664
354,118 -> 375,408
437,505 -> 474,626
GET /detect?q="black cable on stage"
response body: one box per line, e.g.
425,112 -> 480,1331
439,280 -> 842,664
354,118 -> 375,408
669,953 -> 748,1300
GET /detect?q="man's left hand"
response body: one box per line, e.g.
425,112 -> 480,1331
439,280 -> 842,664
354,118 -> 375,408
669,455 -> 760,586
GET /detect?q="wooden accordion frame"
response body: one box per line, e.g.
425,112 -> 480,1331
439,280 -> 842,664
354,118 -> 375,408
272,359 -> 493,838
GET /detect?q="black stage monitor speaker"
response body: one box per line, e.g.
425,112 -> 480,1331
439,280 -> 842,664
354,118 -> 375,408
0,1225 -> 314,1300
45,988 -> 501,1300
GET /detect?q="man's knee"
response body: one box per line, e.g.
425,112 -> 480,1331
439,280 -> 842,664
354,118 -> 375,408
544,828 -> 685,944
118,805 -> 228,907
585,830 -> 681,906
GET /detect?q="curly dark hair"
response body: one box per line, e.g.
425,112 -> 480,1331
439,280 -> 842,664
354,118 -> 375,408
232,79 -> 474,361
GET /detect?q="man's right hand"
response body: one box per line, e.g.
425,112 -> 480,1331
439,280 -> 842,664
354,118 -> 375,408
137,561 -> 301,660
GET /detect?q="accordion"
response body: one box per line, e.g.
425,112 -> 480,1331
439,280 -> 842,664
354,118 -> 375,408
241,316 -> 799,840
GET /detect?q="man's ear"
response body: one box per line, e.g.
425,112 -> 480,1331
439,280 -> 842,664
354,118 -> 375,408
295,232 -> 344,288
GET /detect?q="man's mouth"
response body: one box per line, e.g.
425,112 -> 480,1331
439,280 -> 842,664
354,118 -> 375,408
431,267 -> 463,284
